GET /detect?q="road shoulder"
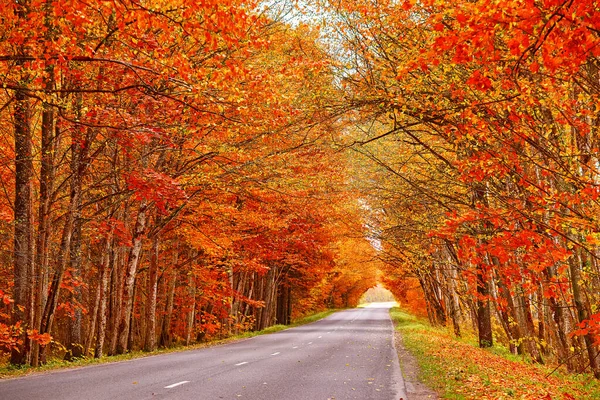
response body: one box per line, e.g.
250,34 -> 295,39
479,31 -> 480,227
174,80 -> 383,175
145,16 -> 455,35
393,322 -> 439,400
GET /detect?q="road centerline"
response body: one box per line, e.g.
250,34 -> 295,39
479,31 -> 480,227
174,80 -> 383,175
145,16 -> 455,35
164,381 -> 189,389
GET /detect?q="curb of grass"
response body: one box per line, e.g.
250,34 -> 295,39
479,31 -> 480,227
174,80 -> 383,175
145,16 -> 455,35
0,308 -> 340,380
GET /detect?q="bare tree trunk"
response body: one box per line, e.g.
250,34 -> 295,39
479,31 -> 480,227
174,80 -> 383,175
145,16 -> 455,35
448,267 -> 461,337
116,200 -> 148,354
476,265 -> 493,348
160,252 -> 177,348
39,104 -> 89,362
545,265 -> 574,370
443,241 -> 463,337
85,272 -> 101,358
39,191 -> 80,362
570,248 -> 600,378
95,236 -> 114,358
186,273 -> 196,346
31,75 -> 56,367
108,244 -> 125,356
144,235 -> 160,352
11,78 -> 33,366
66,213 -> 84,360
517,289 -> 543,363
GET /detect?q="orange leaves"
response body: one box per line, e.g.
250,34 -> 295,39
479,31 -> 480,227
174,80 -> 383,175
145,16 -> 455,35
26,329 -> 52,346
400,0 -> 415,11
0,322 -> 23,354
404,318 -> 594,399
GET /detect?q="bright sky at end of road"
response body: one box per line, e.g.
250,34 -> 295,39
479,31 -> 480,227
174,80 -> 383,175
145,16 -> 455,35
362,301 -> 399,308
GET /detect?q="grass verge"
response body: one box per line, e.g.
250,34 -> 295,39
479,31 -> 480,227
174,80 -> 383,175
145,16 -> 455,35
0,308 -> 339,379
390,307 -> 600,400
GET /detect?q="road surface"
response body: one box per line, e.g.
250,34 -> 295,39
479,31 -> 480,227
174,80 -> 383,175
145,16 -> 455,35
0,302 -> 407,400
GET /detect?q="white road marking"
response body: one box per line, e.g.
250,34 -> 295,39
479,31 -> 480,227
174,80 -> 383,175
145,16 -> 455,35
164,381 -> 189,389
292,346 -> 298,349
271,352 -> 280,356
235,362 -> 248,366
308,341 -> 313,345
318,335 -> 322,338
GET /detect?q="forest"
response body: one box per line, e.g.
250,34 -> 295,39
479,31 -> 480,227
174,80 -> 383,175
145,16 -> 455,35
0,0 -> 600,383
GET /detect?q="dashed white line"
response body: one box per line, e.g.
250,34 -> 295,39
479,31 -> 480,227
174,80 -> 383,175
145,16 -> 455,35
271,352 -> 280,356
318,335 -> 322,338
308,341 -> 313,345
235,362 -> 248,366
164,381 -> 189,389
292,346 -> 298,349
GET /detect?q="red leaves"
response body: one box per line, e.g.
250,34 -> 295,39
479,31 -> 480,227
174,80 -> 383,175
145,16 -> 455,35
127,169 -> 186,214
466,70 -> 492,91
571,314 -> 600,344
90,218 -> 132,246
0,289 -> 12,306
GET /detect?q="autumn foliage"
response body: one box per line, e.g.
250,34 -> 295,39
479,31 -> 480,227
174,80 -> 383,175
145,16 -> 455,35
2,0 -> 600,384
0,0 -> 376,365
325,0 -> 600,378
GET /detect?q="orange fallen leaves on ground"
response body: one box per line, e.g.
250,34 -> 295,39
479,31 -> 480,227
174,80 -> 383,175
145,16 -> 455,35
406,325 -> 596,399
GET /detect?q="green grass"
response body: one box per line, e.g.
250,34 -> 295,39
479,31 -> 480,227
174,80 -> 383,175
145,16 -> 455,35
0,308 -> 339,379
390,307 -> 600,399
390,308 -> 463,397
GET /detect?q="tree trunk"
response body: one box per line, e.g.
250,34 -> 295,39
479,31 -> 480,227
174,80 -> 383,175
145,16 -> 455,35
116,200 -> 148,354
39,193 -> 79,362
447,268 -> 461,337
11,78 -> 33,366
95,236 -> 114,358
84,272 -> 101,358
544,265 -> 574,370
276,285 -> 292,325
39,109 -> 88,362
108,247 -> 122,356
186,273 -> 196,346
569,249 -> 600,378
144,235 -> 159,352
519,289 -> 543,363
66,213 -> 84,360
160,252 -> 177,348
31,73 -> 57,367
476,265 -> 493,348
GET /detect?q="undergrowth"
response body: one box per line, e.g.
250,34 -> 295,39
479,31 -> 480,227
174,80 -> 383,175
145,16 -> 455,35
391,308 -> 600,400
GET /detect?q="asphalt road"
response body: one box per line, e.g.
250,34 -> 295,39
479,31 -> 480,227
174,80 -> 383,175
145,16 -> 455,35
0,303 -> 407,400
